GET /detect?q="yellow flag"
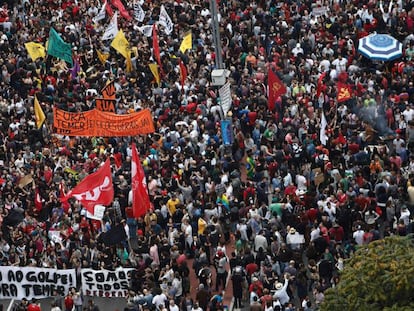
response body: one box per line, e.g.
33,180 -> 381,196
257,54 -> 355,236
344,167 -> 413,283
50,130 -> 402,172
179,32 -> 192,53
131,46 -> 138,58
25,42 -> 46,61
34,95 -> 46,129
97,49 -> 110,65
126,52 -> 133,73
111,29 -> 129,59
149,63 -> 160,85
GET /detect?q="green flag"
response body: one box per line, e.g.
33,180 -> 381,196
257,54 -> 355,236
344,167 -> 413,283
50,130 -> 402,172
47,28 -> 73,66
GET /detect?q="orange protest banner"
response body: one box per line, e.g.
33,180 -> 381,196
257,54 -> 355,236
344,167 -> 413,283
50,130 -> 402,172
53,108 -> 155,137
95,98 -> 116,112
102,81 -> 116,100
96,81 -> 117,112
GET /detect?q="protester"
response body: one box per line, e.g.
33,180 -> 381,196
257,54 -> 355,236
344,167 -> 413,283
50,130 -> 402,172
0,0 -> 413,310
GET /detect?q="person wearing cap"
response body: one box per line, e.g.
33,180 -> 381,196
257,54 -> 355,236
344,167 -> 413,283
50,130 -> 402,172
286,227 -> 305,251
272,273 -> 290,306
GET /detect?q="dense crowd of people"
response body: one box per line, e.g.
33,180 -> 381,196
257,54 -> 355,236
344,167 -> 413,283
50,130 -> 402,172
0,0 -> 414,310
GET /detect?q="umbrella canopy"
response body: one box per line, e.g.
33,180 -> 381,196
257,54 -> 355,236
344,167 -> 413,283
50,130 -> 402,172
358,33 -> 402,61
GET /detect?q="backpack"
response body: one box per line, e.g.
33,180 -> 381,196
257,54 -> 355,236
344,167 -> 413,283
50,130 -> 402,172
209,296 -> 223,311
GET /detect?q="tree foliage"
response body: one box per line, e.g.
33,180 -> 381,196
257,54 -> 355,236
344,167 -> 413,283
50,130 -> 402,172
321,235 -> 414,311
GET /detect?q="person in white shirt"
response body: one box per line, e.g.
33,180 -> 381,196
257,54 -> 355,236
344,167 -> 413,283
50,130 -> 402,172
169,300 -> 179,311
152,293 -> 168,311
399,206 -> 411,226
321,44 -> 334,58
353,226 -> 365,245
402,105 -> 414,123
254,230 -> 268,253
296,173 -> 307,191
323,201 -> 337,223
310,225 -> 320,242
292,43 -> 304,57
272,274 -> 290,306
171,273 -> 183,301
319,59 -> 331,73
332,55 -> 348,73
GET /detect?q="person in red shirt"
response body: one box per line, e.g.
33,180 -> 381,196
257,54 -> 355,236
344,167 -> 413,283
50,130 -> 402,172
328,223 -> 345,243
64,291 -> 74,311
245,261 -> 258,280
27,299 -> 41,311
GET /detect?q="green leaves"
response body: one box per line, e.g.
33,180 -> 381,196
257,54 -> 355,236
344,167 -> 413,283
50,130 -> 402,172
320,236 -> 414,311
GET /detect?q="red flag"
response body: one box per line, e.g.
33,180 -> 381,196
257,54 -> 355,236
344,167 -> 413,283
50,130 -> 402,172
59,181 -> 71,213
105,0 -> 114,17
61,159 -> 114,213
316,72 -> 327,98
34,188 -> 44,212
336,82 -> 352,103
131,143 -> 151,218
110,0 -> 131,20
179,58 -> 187,90
267,69 -> 286,111
152,24 -> 164,77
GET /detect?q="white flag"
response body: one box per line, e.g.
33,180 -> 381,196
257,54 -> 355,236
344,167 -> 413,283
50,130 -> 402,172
320,112 -> 328,146
133,1 -> 145,22
219,82 -> 232,116
159,5 -> 173,35
93,0 -> 107,24
137,24 -> 153,37
102,12 -> 119,41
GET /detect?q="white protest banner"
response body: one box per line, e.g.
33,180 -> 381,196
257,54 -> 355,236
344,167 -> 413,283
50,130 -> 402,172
0,266 -> 76,299
158,5 -> 173,35
219,82 -> 232,116
133,1 -> 145,22
93,0 -> 107,24
86,204 -> 106,220
81,268 -> 133,297
136,24 -> 153,37
102,12 -> 119,41
312,6 -> 327,17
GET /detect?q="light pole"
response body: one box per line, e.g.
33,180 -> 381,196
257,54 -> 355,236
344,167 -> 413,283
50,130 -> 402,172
209,0 -> 224,69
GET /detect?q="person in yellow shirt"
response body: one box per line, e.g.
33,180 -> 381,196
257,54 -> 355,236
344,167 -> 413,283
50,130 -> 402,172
198,215 -> 207,236
167,193 -> 180,217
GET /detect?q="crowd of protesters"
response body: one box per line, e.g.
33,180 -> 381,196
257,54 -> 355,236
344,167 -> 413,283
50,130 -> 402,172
0,0 -> 414,310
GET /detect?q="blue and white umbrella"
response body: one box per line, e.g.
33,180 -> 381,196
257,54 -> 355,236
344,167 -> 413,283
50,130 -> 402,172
358,33 -> 402,61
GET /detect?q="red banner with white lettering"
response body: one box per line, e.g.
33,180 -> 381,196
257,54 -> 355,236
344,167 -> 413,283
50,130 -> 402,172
61,159 -> 114,213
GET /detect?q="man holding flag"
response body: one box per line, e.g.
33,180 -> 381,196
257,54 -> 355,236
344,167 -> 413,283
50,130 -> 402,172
131,143 -> 151,218
267,68 -> 287,112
